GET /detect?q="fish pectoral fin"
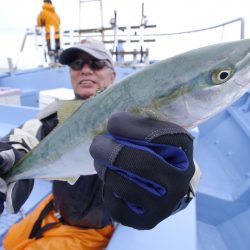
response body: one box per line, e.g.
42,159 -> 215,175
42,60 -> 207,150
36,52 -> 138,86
130,107 -> 169,121
46,176 -> 80,185
58,100 -> 85,124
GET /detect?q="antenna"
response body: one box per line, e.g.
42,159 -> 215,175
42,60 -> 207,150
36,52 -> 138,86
139,2 -> 147,62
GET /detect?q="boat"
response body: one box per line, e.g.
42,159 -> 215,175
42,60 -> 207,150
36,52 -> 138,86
0,1 -> 249,249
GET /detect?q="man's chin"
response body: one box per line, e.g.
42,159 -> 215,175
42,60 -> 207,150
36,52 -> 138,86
75,90 -> 96,100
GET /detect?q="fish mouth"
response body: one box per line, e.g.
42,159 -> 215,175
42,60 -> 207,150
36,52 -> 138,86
181,92 -> 227,129
233,70 -> 250,87
234,81 -> 250,88
234,52 -> 250,87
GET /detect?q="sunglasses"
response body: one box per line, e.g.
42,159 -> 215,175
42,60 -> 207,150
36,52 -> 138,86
69,59 -> 112,71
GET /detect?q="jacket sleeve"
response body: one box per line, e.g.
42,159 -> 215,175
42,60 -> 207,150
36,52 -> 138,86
0,118 -> 42,176
37,12 -> 44,27
2,119 -> 41,152
0,112 -> 58,173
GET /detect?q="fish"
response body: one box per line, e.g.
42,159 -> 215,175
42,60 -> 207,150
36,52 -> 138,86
5,38 -> 250,183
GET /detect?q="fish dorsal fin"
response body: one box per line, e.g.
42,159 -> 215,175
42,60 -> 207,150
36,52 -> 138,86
58,100 -> 85,124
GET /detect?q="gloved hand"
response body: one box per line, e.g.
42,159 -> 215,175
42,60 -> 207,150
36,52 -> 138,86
90,112 -> 196,230
0,142 -> 34,214
0,142 -> 16,214
0,177 -> 7,214
0,142 -> 18,175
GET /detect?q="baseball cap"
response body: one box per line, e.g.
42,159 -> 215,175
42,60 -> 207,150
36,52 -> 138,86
59,38 -> 115,69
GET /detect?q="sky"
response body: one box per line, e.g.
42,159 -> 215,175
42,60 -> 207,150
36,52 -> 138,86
1,0 -> 250,70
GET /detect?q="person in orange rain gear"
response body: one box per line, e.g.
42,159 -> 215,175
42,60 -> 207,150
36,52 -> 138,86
37,0 -> 61,61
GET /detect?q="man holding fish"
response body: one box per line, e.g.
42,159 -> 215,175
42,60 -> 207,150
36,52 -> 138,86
0,38 -> 196,249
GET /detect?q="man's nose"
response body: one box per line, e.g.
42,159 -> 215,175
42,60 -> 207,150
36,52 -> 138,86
80,63 -> 93,73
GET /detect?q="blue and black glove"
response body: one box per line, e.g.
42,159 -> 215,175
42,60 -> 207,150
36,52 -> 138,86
0,142 -> 34,214
90,112 -> 196,230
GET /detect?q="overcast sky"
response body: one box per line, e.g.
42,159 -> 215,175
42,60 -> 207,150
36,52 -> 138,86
1,0 -> 250,69
1,0 -> 250,32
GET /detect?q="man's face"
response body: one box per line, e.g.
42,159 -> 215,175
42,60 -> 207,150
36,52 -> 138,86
69,52 -> 116,99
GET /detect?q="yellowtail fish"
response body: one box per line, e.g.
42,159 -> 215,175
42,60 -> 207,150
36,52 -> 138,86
6,39 -> 250,183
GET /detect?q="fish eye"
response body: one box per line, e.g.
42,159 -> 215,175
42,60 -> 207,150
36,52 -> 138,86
211,68 -> 233,85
